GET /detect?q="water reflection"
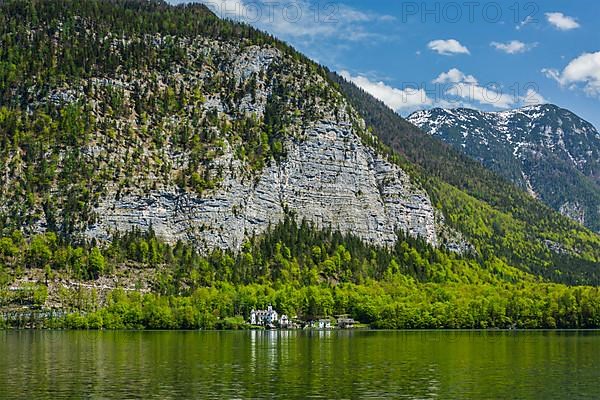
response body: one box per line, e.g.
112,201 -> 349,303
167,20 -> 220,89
1,330 -> 599,399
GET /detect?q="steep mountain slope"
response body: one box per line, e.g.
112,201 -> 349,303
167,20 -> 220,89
0,0 -> 598,291
329,72 -> 600,284
407,106 -> 600,231
0,0 -> 442,252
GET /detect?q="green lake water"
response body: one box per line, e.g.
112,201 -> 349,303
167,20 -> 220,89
0,330 -> 598,399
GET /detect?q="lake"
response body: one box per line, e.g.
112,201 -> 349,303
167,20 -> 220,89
0,330 -> 598,399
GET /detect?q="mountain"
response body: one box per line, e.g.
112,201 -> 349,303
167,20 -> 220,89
407,105 -> 600,232
1,0 -> 600,329
329,72 -> 600,283
0,0 -> 443,252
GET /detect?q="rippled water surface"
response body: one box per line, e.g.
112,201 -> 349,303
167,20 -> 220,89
1,330 -> 599,399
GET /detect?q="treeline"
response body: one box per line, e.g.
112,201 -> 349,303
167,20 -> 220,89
5,280 -> 600,330
0,215 -> 532,290
2,217 -> 600,329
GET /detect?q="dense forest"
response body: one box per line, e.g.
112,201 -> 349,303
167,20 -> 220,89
0,0 -> 600,329
2,219 -> 600,329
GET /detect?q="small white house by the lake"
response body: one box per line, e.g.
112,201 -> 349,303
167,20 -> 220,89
311,319 -> 332,329
250,306 -> 290,328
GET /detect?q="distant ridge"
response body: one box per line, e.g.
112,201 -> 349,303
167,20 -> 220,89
407,104 -> 600,232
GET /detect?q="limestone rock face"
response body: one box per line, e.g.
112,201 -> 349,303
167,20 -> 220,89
3,29 -> 448,252
86,117 -> 438,251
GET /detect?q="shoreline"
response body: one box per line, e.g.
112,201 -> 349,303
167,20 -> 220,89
3,327 -> 600,332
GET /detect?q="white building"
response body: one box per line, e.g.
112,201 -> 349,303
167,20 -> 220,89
279,314 -> 291,328
250,306 -> 290,327
337,317 -> 355,329
311,319 -> 332,329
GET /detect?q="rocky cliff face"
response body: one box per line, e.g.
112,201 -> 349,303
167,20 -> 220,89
408,105 -> 600,232
79,41 -> 439,251
86,116 -> 438,251
0,24 -> 443,251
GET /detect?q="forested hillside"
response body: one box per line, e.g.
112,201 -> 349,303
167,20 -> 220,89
329,72 -> 600,284
0,0 -> 599,329
2,218 -> 600,330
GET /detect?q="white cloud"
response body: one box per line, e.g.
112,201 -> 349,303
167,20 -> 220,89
379,15 -> 397,22
432,68 -> 477,84
433,68 -> 515,109
427,39 -> 470,56
542,68 -> 561,82
516,16 -> 534,30
340,71 -> 432,113
433,69 -> 547,109
545,12 -> 580,31
341,68 -> 546,113
521,88 -> 547,105
543,51 -> 600,95
189,0 -> 392,42
491,40 -> 536,54
448,84 -> 514,109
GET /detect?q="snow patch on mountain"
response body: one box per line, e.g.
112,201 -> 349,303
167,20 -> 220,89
407,104 -> 600,232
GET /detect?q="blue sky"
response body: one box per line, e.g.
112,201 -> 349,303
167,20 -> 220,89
169,0 -> 600,128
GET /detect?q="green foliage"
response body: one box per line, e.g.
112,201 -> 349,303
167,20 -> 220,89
329,71 -> 600,286
0,231 -> 110,280
32,284 -> 48,307
0,106 -> 99,236
99,216 -> 528,294
1,218 -> 599,330
0,0 -> 599,331
87,247 -> 105,279
20,279 -> 600,330
2,283 -> 48,308
217,316 -> 248,330
27,233 -> 56,268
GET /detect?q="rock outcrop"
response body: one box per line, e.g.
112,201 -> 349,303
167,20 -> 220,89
2,24 -> 447,252
86,116 -> 438,251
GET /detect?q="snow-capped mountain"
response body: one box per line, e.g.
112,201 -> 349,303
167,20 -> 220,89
408,104 -> 600,232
